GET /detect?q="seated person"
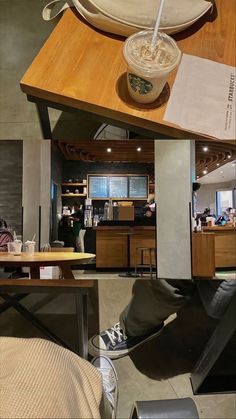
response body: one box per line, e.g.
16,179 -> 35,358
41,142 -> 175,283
0,337 -> 118,419
0,218 -> 13,252
215,208 -> 233,225
88,279 -> 236,359
223,207 -> 233,222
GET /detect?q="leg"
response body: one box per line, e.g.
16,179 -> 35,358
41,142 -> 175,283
75,293 -> 88,359
60,264 -> 75,279
75,234 -> 80,252
30,266 -> 40,279
88,279 -> 195,359
0,338 -> 105,419
76,230 -> 86,253
35,102 -> 52,139
78,229 -> 86,253
120,279 -> 195,336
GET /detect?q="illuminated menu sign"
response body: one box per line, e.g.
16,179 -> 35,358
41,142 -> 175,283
89,176 -> 108,198
88,175 -> 148,199
129,176 -> 148,198
109,176 -> 128,198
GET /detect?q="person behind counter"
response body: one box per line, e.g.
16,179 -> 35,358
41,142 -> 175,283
196,207 -> 215,226
69,201 -> 85,252
144,193 -> 156,218
134,194 -> 156,225
0,218 -> 14,252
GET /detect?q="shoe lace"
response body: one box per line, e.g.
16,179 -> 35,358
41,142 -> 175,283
105,322 -> 127,346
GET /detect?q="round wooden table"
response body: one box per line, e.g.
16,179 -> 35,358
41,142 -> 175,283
0,252 -> 95,279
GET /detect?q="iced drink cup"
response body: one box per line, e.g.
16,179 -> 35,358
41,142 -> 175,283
7,240 -> 22,255
25,241 -> 36,255
123,30 -> 181,104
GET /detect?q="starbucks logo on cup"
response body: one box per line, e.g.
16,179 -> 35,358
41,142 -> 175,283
128,73 -> 153,95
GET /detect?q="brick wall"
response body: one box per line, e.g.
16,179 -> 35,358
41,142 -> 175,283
0,140 -> 23,234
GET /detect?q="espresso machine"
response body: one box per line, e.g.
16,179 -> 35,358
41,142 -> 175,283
84,199 -> 93,227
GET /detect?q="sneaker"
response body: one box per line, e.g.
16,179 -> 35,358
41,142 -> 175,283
91,356 -> 118,419
88,322 -> 164,359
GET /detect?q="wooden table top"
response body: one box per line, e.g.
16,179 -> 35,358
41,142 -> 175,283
0,252 -> 95,266
20,0 -> 235,141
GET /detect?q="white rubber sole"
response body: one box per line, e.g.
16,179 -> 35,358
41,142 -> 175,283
88,325 -> 164,359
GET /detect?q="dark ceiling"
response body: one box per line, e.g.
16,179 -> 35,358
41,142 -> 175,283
56,139 -> 236,177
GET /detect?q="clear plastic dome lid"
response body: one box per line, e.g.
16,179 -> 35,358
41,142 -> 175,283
124,30 -> 181,75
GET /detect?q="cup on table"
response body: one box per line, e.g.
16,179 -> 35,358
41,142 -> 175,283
123,30 -> 181,104
25,241 -> 36,255
7,240 -> 22,255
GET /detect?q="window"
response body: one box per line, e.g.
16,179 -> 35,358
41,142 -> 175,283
216,190 -> 233,215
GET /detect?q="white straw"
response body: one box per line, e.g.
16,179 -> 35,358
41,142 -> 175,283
32,233 -> 36,242
13,231 -> 17,240
151,0 -> 165,49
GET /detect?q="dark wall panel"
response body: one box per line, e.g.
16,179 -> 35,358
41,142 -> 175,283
62,161 -> 154,180
0,140 -> 23,234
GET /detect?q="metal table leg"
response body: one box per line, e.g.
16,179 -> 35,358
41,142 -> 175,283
35,101 -> 52,139
75,293 -> 88,359
0,293 -> 74,352
191,292 -> 236,394
0,294 -> 28,314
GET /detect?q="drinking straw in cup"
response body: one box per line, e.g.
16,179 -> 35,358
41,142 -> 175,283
123,0 -> 181,104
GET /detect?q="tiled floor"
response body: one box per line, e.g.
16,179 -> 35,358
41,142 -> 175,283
0,279 -> 235,418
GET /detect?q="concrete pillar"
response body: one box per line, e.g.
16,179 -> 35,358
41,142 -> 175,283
155,140 -> 195,279
23,140 -> 51,250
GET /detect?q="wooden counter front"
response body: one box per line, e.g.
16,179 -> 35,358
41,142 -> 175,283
192,233 -> 215,278
95,226 -> 156,268
202,226 -> 236,268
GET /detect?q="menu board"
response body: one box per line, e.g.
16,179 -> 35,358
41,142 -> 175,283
129,176 -> 148,198
109,176 -> 128,198
88,175 -> 148,199
89,176 -> 108,198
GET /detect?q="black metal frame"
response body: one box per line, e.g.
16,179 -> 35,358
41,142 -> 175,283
29,95 -> 173,140
191,292 -> 236,394
0,285 -> 91,359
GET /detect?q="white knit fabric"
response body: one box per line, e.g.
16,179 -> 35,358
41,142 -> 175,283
0,337 -> 103,419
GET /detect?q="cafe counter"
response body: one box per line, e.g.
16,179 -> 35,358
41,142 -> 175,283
95,225 -> 156,268
202,226 -> 236,268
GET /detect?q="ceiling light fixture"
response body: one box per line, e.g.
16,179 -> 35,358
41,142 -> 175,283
137,147 -> 142,152
203,170 -> 207,175
203,146 -> 208,152
107,148 -> 112,152
227,154 -> 232,159
216,163 -> 220,166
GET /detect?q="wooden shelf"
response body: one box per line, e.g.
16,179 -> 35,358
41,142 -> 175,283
62,182 -> 87,186
62,194 -> 87,197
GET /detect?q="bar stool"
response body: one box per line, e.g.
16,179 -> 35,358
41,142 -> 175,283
134,247 -> 156,278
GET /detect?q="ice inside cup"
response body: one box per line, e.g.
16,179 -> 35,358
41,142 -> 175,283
25,241 -> 36,255
123,30 -> 181,104
7,240 -> 22,255
7,242 -> 15,254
